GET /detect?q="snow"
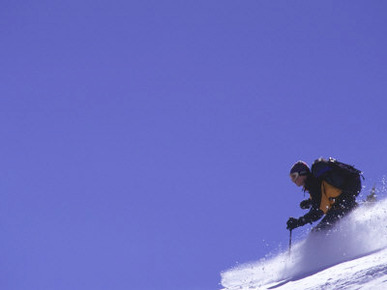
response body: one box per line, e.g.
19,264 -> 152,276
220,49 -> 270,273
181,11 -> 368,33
220,198 -> 387,289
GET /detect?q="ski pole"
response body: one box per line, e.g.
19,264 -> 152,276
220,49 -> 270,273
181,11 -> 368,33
288,229 -> 292,255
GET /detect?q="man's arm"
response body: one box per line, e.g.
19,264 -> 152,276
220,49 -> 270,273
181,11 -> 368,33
298,207 -> 324,226
287,207 -> 324,230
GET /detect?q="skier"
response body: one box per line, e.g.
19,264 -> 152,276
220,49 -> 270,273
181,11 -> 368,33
286,158 -> 362,232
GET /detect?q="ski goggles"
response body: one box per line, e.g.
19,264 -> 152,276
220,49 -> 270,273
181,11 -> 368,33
290,172 -> 299,182
290,171 -> 308,182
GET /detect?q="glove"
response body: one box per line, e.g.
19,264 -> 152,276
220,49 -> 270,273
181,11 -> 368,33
286,217 -> 299,230
300,199 -> 312,209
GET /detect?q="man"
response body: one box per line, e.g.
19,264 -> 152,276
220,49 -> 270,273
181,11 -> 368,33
287,159 -> 362,232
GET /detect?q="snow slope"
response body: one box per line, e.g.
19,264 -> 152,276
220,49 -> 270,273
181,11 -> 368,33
221,198 -> 387,289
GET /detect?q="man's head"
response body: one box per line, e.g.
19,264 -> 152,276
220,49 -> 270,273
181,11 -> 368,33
290,161 -> 310,187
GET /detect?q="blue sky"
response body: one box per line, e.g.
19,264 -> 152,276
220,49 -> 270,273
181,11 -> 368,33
1,1 -> 387,290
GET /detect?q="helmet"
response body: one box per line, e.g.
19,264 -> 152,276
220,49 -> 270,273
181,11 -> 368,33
290,161 -> 310,176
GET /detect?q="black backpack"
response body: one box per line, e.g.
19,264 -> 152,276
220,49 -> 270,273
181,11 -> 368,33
311,157 -> 363,195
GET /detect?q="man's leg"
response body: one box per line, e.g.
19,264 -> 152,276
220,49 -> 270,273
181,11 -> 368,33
312,208 -> 345,232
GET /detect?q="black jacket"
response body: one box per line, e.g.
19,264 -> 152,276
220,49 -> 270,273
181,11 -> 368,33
297,172 -> 360,227
297,174 -> 324,226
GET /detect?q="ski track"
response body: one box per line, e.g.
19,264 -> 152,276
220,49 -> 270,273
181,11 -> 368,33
220,198 -> 387,290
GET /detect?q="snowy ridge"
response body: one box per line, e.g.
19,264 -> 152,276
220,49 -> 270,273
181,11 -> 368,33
221,198 -> 387,289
